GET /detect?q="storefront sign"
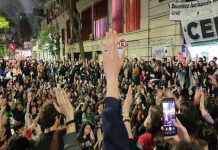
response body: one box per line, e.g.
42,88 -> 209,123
150,37 -> 174,47
170,0 -> 218,20
182,16 -> 218,46
152,47 -> 167,60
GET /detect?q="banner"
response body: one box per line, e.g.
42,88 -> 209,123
152,47 -> 167,60
182,16 -> 218,46
178,52 -> 186,60
170,0 -> 218,20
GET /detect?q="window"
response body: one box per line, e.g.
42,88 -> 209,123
61,28 -> 65,43
66,19 -> 71,43
126,0 -> 140,32
94,0 -> 108,38
81,7 -> 92,41
112,0 -> 123,33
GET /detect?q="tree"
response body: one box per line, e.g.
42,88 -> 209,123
67,0 -> 85,62
38,25 -> 60,59
0,16 -> 9,41
0,14 -> 10,57
0,16 -> 9,29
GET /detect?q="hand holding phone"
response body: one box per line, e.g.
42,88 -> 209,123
162,98 -> 177,136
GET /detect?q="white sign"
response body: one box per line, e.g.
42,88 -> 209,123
150,37 -> 174,47
23,42 -> 32,50
152,47 -> 167,60
118,39 -> 128,49
182,16 -> 218,45
170,0 -> 218,20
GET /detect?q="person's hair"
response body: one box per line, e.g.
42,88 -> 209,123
154,135 -> 174,150
171,141 -> 203,150
204,96 -> 217,119
7,136 -> 30,150
177,63 -> 183,68
13,122 -> 24,133
147,105 -> 162,134
77,122 -> 91,140
85,105 -> 92,113
179,101 -> 193,116
40,102 -> 59,129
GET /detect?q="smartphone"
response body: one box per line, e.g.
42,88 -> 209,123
162,98 -> 177,136
150,74 -> 155,79
118,48 -> 123,58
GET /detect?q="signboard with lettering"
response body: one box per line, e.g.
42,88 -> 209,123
182,16 -> 218,46
170,0 -> 218,20
152,47 -> 167,60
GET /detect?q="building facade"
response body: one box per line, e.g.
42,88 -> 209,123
38,0 -> 184,61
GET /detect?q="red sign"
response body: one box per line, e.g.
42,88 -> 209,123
8,43 -> 16,51
118,39 -> 127,49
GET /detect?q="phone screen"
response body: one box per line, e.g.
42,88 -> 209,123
118,48 -> 123,58
150,74 -> 155,78
162,98 -> 177,136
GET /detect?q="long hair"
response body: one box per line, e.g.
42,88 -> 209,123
147,106 -> 162,135
77,122 -> 92,142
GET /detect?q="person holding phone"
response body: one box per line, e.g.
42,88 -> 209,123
99,29 -> 129,150
137,106 -> 162,150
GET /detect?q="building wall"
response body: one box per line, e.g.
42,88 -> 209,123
40,0 -> 183,60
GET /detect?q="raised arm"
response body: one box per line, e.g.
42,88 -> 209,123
53,88 -> 80,150
25,91 -> 32,128
100,29 -> 129,150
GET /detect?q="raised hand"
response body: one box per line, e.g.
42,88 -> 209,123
27,91 -> 32,102
122,87 -> 133,118
173,118 -> 190,142
0,99 -> 6,115
100,28 -> 125,86
208,74 -> 218,87
164,118 -> 190,143
53,88 -> 74,122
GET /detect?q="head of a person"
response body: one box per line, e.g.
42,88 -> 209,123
31,106 -> 37,115
97,102 -> 104,112
13,122 -> 25,136
85,105 -> 92,114
213,57 -> 217,62
178,101 -> 192,116
142,70 -> 146,76
171,141 -> 203,150
178,63 -> 183,69
145,105 -> 162,134
7,136 -> 30,150
16,101 -> 23,111
188,89 -> 193,96
209,61 -> 215,68
40,102 -> 59,129
204,96 -> 218,119
161,74 -> 166,80
80,122 -> 92,136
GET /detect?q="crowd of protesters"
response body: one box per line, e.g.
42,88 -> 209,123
0,29 -> 217,150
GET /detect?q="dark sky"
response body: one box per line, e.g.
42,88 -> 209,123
0,0 -> 46,39
0,0 -> 37,24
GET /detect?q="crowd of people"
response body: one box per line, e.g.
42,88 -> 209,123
0,29 -> 217,150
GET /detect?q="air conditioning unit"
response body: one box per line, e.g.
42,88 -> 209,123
68,38 -> 72,44
89,34 -> 94,40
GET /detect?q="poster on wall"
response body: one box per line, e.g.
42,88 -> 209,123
182,16 -> 218,46
178,52 -> 186,60
152,47 -> 167,60
170,0 -> 218,21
